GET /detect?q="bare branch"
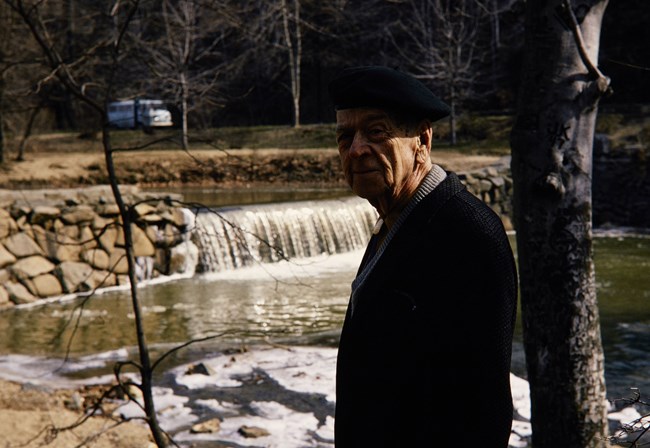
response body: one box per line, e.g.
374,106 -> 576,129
560,0 -> 611,94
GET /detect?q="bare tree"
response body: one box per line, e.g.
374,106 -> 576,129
3,0 -> 170,445
135,0 -> 245,149
242,0 -> 307,127
280,0 -> 302,127
15,98 -> 44,161
389,0 -> 490,145
510,0 -> 611,446
0,0 -> 43,163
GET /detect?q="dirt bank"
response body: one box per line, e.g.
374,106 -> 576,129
0,379 -> 151,447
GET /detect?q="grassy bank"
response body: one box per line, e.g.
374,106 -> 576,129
16,115 -> 514,156
9,112 -> 648,159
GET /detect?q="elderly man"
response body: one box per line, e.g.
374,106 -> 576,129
328,66 -> 517,447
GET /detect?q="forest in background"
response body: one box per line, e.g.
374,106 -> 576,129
0,0 -> 646,143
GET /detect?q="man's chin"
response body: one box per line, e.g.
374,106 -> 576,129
351,184 -> 386,201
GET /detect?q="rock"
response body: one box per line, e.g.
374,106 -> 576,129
132,226 -> 155,257
3,232 -> 44,257
56,261 -> 94,293
185,363 -> 215,376
139,214 -> 163,224
81,248 -> 111,270
91,215 -> 113,231
463,173 -> 478,185
108,248 -> 129,275
0,211 -> 18,239
191,418 -> 221,434
61,205 -> 97,225
31,206 -> 61,226
55,236 -> 82,262
97,225 -> 118,252
96,204 -> 121,216
0,243 -> 17,268
80,269 -> 116,292
485,166 -> 499,177
115,225 -> 155,257
0,286 -> 10,306
15,215 -> 28,230
238,425 -> 270,438
31,225 -> 55,255
160,208 -> 190,228
11,255 -> 56,279
161,223 -> 183,247
11,205 -> 31,220
79,226 -> 97,250
31,226 -> 80,262
144,225 -> 158,246
5,281 -> 37,304
478,179 -> 493,193
93,270 -> 117,288
134,203 -> 157,218
490,176 -> 506,188
24,274 -> 63,298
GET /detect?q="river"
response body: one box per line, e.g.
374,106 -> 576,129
0,189 -> 648,403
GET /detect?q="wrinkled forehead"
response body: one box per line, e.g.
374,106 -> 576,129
335,108 -> 392,127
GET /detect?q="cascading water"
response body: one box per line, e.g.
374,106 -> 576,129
192,197 -> 377,272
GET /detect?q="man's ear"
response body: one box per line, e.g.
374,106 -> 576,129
418,121 -> 433,151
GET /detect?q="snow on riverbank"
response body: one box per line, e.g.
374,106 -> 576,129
121,346 -> 535,447
0,345 -> 642,447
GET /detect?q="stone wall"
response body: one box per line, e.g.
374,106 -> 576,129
593,134 -> 650,228
458,158 -> 514,231
458,140 -> 650,231
0,186 -> 197,310
0,163 -> 516,308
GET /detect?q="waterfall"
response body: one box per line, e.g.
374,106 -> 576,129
192,197 -> 377,272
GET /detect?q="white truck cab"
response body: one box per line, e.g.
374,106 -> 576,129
108,99 -> 173,129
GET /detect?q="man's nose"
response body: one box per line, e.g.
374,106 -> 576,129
349,132 -> 370,158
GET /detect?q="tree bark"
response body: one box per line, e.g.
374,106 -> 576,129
510,1 -> 610,447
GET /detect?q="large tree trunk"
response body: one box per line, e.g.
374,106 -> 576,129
510,1 -> 610,447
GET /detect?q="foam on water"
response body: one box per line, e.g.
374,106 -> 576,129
198,249 -> 364,282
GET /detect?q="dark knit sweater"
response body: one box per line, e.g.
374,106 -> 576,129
335,172 -> 518,447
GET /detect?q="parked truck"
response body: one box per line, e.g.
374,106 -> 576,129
107,99 -> 173,129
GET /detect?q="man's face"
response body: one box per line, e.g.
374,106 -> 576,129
335,108 -> 420,208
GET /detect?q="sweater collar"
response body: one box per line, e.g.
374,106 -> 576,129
350,164 -> 447,314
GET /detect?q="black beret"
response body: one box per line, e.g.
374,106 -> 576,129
328,66 -> 450,122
